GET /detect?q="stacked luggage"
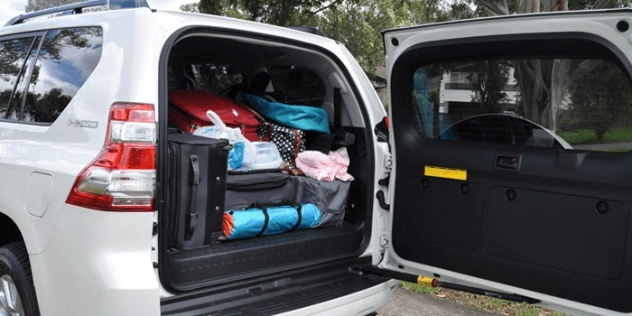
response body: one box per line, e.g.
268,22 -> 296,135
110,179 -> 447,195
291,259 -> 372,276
167,85 -> 355,246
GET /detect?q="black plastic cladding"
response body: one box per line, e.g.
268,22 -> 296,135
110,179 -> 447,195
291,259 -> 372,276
390,32 -> 632,312
157,26 -> 376,293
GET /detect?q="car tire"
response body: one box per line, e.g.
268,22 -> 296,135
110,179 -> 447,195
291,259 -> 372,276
0,242 -> 40,316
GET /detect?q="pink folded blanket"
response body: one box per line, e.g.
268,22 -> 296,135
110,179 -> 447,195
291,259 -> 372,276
296,147 -> 354,182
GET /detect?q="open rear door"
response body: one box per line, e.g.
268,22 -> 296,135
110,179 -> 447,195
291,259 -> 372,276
383,9 -> 632,315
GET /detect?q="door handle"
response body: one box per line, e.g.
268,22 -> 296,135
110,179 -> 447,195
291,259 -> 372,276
495,155 -> 521,170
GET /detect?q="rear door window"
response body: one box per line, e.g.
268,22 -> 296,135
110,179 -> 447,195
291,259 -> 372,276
413,58 -> 632,152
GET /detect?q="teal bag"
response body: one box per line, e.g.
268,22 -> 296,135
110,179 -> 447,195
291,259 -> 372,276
236,92 -> 330,134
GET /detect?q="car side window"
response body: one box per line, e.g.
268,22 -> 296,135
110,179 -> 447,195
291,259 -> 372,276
0,37 -> 37,120
21,27 -> 103,123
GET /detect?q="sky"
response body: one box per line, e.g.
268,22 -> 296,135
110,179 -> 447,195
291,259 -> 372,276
0,0 -> 193,26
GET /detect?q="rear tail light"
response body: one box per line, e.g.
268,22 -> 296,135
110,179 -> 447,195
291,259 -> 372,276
66,103 -> 156,212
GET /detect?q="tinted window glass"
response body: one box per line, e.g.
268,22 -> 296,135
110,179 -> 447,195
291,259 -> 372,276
22,27 -> 103,123
191,63 -> 243,95
0,37 -> 35,119
412,59 -> 632,152
267,66 -> 325,106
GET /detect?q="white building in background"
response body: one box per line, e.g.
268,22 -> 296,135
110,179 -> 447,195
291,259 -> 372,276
436,66 -> 521,118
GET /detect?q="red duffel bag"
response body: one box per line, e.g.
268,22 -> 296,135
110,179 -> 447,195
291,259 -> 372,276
168,89 -> 260,141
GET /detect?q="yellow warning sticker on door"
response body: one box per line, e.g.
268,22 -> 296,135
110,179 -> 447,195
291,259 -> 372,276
424,166 -> 467,181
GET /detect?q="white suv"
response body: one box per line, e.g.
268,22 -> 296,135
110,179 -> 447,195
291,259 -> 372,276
2,1 -> 632,315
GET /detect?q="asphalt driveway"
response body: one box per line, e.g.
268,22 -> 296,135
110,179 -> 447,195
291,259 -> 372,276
378,286 -> 495,316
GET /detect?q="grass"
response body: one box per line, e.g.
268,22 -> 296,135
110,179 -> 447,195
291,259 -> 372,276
401,282 -> 568,316
558,126 -> 632,145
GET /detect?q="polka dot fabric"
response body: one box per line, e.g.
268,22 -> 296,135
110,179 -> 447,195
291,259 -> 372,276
257,122 -> 305,169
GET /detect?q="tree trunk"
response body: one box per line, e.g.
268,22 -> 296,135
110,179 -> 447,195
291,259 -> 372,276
479,0 -> 509,15
519,0 -> 540,13
542,59 -> 569,130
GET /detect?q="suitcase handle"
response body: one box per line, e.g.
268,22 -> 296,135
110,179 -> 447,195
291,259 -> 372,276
185,155 -> 200,240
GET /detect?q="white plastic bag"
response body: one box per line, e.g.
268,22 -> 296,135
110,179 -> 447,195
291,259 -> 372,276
193,110 -> 256,170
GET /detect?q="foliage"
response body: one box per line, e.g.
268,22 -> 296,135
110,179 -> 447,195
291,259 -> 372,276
401,281 -> 435,295
476,0 -> 632,133
184,0 -> 480,77
402,282 -> 569,316
558,126 -> 632,144
569,61 -> 632,140
467,61 -> 511,113
179,2 -> 200,13
309,0 -> 416,76
193,0 -> 346,25
25,0 -> 78,12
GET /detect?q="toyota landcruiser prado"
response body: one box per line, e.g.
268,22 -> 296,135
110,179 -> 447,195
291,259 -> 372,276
1,1 -> 632,315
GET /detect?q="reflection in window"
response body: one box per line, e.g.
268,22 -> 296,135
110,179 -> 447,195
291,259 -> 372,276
0,37 -> 35,119
7,37 -> 40,120
22,27 -> 103,123
412,59 -> 632,152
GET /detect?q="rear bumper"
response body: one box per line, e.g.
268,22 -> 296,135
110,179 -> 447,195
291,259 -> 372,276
161,257 -> 394,316
277,279 -> 398,316
29,204 -> 160,316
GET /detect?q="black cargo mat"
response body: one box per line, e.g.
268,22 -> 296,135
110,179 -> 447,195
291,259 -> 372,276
161,256 -> 388,316
164,223 -> 365,291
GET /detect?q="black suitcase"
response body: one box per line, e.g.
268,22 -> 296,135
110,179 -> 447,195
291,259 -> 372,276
167,131 -> 231,249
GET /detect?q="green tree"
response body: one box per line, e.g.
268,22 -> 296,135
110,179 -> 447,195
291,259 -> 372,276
467,61 -> 511,113
478,0 -> 632,132
310,0 -> 419,76
25,0 -> 79,12
181,0 -> 476,77
570,61 -> 632,140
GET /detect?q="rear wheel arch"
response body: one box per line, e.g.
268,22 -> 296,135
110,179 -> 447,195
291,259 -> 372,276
0,213 -> 24,249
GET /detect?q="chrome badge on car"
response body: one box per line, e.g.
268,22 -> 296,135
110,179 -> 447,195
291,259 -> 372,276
68,119 -> 98,128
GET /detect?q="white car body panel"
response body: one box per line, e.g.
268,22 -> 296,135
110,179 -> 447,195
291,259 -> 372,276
0,7 -> 390,316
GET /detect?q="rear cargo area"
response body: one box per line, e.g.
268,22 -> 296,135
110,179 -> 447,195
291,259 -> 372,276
157,31 -> 376,295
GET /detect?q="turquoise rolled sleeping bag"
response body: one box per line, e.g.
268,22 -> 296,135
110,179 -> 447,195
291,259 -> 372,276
223,203 -> 321,240
235,92 -> 331,134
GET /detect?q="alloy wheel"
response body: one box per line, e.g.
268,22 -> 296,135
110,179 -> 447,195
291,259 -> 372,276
0,275 -> 24,316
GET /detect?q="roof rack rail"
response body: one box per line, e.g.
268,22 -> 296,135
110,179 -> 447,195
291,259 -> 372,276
287,26 -> 327,37
4,0 -> 150,27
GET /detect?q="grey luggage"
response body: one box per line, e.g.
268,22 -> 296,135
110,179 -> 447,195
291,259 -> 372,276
291,176 -> 350,227
225,169 -> 351,228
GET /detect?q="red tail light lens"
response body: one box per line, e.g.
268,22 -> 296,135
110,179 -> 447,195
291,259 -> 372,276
66,102 -> 156,212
